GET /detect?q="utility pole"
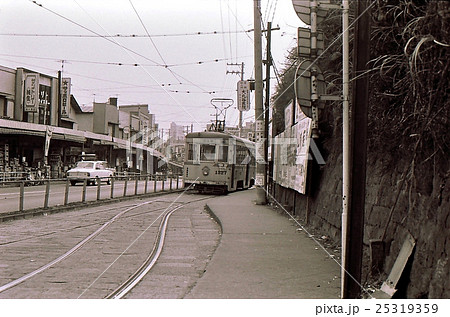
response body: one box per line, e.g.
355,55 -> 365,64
264,21 -> 272,201
341,0 -> 351,299
343,0 -> 371,299
226,62 -> 245,136
254,0 -> 266,205
57,70 -> 62,127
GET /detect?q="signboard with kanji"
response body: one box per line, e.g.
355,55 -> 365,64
24,73 -> 39,112
237,80 -> 250,111
61,78 -> 71,118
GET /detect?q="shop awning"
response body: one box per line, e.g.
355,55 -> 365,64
0,127 -> 45,137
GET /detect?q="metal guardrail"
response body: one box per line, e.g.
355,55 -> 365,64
0,173 -> 184,214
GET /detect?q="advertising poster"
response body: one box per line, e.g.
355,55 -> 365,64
274,111 -> 312,194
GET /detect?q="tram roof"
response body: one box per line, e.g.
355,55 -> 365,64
186,131 -> 254,146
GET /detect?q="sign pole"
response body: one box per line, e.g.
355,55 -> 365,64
239,62 -> 244,137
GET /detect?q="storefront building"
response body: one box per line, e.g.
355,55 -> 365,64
0,65 -> 169,180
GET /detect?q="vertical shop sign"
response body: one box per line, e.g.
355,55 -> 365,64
25,73 -> 39,112
61,78 -> 71,118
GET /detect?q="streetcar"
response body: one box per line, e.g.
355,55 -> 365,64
183,131 -> 255,194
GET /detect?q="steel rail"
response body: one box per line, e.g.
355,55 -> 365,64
105,204 -> 184,299
0,199 -> 158,294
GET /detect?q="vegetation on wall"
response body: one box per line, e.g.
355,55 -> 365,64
271,1 -> 449,167
369,0 -> 449,165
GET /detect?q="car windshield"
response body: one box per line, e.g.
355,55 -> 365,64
76,162 -> 94,169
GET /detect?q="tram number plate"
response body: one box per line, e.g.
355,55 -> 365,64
215,170 -> 227,175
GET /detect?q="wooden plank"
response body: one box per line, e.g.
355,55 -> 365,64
374,232 -> 416,298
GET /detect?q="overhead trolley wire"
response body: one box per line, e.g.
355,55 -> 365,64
128,0 -> 183,85
0,52 -> 251,68
28,0 -> 161,67
28,0 -> 222,96
69,0 -> 211,123
0,30 -> 254,38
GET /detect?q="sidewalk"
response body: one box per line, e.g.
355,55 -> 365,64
185,188 -> 341,299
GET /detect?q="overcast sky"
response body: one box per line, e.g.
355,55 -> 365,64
0,0 -> 305,132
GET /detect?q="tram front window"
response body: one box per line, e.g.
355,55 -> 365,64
187,143 -> 193,160
200,144 -> 215,161
218,145 -> 228,162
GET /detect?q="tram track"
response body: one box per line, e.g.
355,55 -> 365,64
105,204 -> 183,299
0,193 -> 216,298
0,203 -> 144,246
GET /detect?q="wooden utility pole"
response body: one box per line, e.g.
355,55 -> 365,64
254,0 -> 266,204
342,0 -> 371,299
226,62 -> 245,136
264,22 -> 272,201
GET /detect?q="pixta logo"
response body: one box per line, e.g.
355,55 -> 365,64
126,128 -> 171,171
190,137 -> 325,165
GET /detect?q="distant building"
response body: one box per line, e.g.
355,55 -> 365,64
168,122 -> 186,162
119,104 -> 156,146
224,121 -> 255,141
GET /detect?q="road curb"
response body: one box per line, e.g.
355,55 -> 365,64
204,203 -> 223,235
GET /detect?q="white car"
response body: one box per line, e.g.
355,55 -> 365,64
67,161 -> 114,186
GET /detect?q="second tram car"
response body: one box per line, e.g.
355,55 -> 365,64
183,131 -> 255,194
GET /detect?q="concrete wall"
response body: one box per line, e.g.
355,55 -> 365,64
272,133 -> 449,298
75,113 -> 93,132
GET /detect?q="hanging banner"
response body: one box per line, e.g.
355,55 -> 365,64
24,73 -> 39,112
44,126 -> 53,157
61,78 -> 71,118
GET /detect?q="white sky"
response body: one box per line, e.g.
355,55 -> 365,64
0,0 -> 305,132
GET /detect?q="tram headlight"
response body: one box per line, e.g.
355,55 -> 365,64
202,166 -> 210,176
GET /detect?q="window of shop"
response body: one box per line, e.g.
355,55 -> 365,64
0,96 -> 6,117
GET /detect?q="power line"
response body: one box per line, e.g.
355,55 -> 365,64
0,52 -> 251,68
0,30 -> 254,38
29,0 -> 162,66
129,0 -> 183,85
